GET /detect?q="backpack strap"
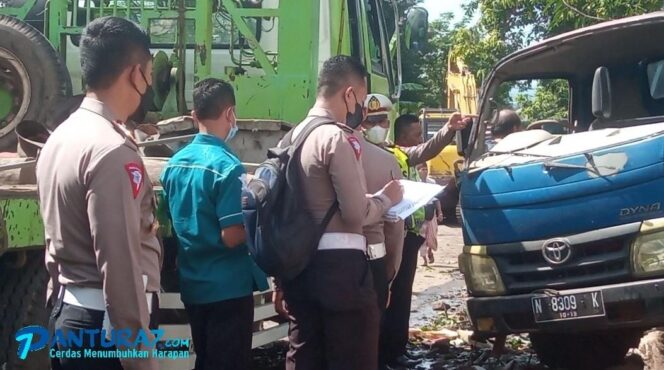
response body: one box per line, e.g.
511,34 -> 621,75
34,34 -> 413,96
320,200 -> 339,231
287,116 -> 337,149
287,116 -> 339,232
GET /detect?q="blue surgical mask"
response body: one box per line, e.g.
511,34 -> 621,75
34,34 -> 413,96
226,111 -> 238,142
226,124 -> 238,142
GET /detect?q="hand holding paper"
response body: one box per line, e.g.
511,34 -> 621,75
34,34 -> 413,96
382,180 -> 444,221
381,180 -> 404,204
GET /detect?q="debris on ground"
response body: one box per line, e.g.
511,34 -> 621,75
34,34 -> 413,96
252,340 -> 289,370
406,299 -> 543,370
637,329 -> 664,370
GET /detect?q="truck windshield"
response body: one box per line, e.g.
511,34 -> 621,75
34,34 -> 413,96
483,78 -> 571,147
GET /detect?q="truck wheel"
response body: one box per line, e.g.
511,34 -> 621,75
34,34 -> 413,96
530,329 -> 643,370
0,251 -> 50,370
0,15 -> 72,152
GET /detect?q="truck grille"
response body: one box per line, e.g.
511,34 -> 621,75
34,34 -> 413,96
494,236 -> 633,294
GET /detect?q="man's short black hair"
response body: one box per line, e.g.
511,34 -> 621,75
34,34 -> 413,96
193,78 -> 236,120
317,55 -> 368,98
394,114 -> 420,140
491,109 -> 521,138
80,16 -> 151,90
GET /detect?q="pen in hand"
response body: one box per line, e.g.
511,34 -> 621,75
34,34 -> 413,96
381,171 -> 403,204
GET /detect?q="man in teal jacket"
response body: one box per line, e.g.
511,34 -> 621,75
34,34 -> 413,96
161,78 -> 268,370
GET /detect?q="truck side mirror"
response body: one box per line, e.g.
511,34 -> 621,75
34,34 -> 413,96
456,122 -> 472,157
592,66 -> 612,119
404,7 -> 429,51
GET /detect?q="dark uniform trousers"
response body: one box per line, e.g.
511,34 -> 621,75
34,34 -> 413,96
369,257 -> 390,369
381,232 -> 425,362
369,257 -> 389,317
49,288 -> 160,370
184,295 -> 254,370
284,249 -> 379,370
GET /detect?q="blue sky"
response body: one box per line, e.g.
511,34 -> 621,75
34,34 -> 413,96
422,0 -> 468,23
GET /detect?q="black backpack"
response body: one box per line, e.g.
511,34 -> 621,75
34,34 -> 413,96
242,117 -> 339,281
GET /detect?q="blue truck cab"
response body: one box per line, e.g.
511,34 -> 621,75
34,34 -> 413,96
457,12 -> 664,369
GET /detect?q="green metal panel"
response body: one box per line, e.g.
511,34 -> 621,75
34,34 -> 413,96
330,0 -> 352,57
47,0 -> 68,52
193,0 -> 212,83
0,198 -> 44,250
0,190 -> 174,253
272,0 -> 320,124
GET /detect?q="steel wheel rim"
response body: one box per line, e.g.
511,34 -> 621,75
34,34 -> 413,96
0,47 -> 31,138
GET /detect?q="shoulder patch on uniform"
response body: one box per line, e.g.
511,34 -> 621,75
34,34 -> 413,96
124,162 -> 144,198
346,135 -> 362,160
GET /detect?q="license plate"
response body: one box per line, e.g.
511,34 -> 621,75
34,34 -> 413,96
532,291 -> 605,323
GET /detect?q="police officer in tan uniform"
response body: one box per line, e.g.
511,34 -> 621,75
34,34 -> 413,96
282,56 -> 403,370
359,94 -> 406,369
37,17 -> 160,370
360,94 -> 405,305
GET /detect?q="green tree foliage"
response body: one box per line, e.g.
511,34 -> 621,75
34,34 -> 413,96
400,12 -> 456,111
461,0 -> 661,52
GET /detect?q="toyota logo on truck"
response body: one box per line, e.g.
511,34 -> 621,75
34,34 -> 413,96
542,239 -> 572,265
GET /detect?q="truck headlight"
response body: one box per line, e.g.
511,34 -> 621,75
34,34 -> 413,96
631,230 -> 664,277
459,251 -> 505,296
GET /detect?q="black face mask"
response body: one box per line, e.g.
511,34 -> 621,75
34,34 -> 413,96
128,68 -> 154,124
344,90 -> 364,129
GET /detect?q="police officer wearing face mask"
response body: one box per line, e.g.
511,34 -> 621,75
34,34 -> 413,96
358,94 -> 407,369
37,17 -> 161,370
161,78 -> 268,370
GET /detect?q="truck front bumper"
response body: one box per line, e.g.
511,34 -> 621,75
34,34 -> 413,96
467,278 -> 664,335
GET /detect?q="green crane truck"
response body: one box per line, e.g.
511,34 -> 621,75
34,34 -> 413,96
0,0 -> 429,368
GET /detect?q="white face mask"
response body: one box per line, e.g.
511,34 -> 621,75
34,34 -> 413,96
364,125 -> 389,145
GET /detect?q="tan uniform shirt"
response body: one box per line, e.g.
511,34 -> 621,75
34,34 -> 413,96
359,135 -> 405,281
295,108 -> 391,235
37,97 -> 161,370
402,125 -> 455,166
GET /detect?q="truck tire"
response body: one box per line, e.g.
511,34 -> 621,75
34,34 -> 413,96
0,15 -> 72,152
530,329 -> 643,370
0,251 -> 50,370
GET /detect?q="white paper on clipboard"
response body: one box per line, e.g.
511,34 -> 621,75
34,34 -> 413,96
382,180 -> 444,220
